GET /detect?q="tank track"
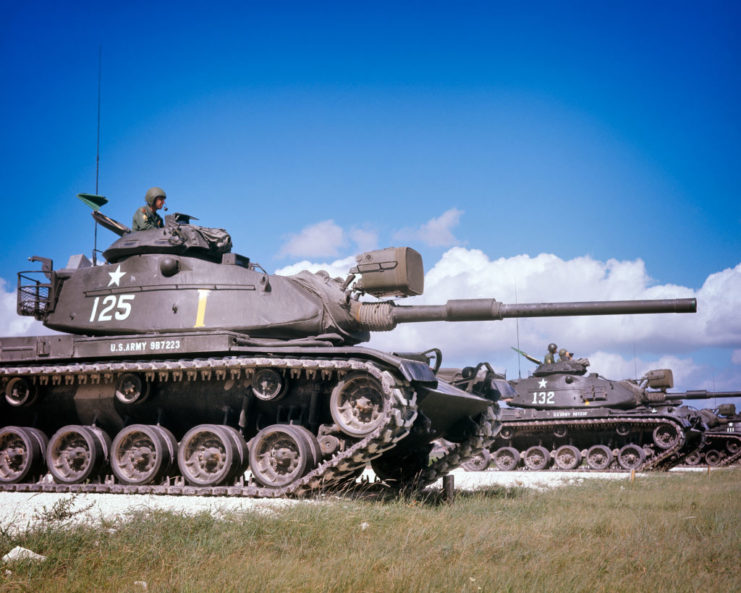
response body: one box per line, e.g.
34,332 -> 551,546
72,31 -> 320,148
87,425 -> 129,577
0,355 -> 420,497
486,416 -> 688,472
359,405 -> 499,493
413,405 -> 499,488
681,433 -> 741,468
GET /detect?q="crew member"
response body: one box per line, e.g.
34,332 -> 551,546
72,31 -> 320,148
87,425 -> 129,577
132,186 -> 167,231
558,348 -> 573,361
544,343 -> 558,364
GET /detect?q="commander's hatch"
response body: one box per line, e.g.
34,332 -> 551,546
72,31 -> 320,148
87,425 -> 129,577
92,210 -> 131,237
77,192 -> 131,264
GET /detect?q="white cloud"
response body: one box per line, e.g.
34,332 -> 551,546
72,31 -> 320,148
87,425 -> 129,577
278,220 -> 347,259
349,227 -> 379,253
274,255 -> 355,279
393,208 -> 463,247
277,221 -> 379,259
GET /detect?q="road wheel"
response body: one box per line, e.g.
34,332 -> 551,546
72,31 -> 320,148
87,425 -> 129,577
554,445 -> 581,470
523,445 -> 550,470
249,424 -> 317,488
111,424 -> 177,485
492,447 -> 520,471
461,449 -> 491,472
704,449 -> 723,467
0,427 -> 46,483
178,425 -> 238,486
586,444 -> 613,470
683,450 -> 702,466
617,444 -> 645,470
47,425 -> 110,484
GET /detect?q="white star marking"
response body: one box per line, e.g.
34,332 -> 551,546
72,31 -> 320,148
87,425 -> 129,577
538,379 -> 547,389
108,265 -> 126,287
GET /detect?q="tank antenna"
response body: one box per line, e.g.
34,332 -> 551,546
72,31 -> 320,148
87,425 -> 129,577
95,45 -> 102,195
76,46 -> 108,264
514,280 -> 522,379
94,45 -> 102,263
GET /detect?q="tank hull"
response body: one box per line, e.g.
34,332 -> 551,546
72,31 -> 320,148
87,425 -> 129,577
0,332 -> 498,495
481,405 -> 704,472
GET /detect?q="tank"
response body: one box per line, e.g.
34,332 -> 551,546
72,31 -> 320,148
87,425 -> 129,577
0,212 -> 697,496
683,404 -> 741,467
472,354 -> 740,472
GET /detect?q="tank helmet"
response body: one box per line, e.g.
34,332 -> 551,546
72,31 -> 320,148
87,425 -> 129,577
558,349 -> 567,357
145,186 -> 167,206
548,343 -> 558,353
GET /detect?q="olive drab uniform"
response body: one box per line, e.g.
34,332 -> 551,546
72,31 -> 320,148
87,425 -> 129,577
132,205 -> 164,231
544,343 -> 558,364
133,186 -> 167,231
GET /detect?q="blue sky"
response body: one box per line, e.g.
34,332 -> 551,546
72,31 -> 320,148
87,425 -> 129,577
1,1 -> 740,401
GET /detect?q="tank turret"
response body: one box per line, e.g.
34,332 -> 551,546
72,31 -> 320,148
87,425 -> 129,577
507,364 -> 739,410
0,213 -> 697,496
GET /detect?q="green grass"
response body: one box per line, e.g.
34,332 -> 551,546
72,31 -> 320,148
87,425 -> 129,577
1,469 -> 740,593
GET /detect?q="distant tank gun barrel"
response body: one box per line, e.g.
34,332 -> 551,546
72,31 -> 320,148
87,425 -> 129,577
354,297 -> 697,331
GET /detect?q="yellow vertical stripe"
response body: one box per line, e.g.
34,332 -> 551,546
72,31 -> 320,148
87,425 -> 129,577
194,289 -> 210,327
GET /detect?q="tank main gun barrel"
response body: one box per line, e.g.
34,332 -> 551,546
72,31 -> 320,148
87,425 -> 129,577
663,390 -> 741,402
352,297 -> 696,331
388,297 -> 697,324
